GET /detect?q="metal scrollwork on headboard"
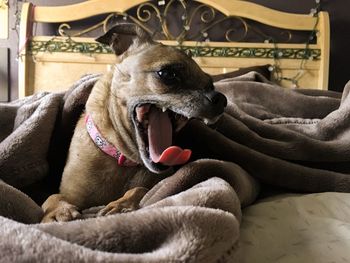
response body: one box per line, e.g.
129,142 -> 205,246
56,0 -> 297,44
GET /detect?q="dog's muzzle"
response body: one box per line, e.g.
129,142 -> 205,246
132,90 -> 227,174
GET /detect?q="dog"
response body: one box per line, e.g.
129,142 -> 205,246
41,23 -> 227,223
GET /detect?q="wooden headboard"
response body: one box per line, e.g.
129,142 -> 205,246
18,0 -> 330,98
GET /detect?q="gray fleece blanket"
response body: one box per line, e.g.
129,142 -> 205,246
1,72 -> 350,262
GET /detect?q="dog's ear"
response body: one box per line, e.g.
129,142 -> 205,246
95,23 -> 154,56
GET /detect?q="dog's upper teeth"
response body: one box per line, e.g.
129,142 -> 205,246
204,118 -> 209,125
162,107 -> 167,112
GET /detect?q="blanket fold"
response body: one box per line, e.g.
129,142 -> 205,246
2,72 -> 350,262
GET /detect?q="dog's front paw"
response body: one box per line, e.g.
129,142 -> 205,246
41,201 -> 81,223
97,199 -> 138,216
97,187 -> 148,217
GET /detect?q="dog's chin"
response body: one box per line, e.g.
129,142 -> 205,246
132,103 -> 190,174
141,156 -> 172,174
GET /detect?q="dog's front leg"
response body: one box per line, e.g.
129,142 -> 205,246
41,194 -> 81,223
97,187 -> 148,216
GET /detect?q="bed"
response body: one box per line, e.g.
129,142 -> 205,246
2,0 -> 350,262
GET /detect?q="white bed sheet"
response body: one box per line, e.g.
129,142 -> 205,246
238,192 -> 350,262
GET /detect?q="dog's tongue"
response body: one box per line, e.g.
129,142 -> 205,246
148,106 -> 191,166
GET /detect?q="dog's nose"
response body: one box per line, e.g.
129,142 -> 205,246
205,91 -> 227,108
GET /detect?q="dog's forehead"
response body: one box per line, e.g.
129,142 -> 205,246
129,44 -> 197,69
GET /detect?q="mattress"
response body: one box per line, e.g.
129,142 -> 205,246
239,192 -> 350,262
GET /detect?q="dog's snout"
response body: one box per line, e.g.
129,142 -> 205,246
205,91 -> 227,108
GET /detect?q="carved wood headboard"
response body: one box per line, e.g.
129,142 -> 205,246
18,0 -> 330,98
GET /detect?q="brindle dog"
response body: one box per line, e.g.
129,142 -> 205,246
41,24 -> 227,223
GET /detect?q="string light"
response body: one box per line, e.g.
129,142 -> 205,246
269,0 -> 322,88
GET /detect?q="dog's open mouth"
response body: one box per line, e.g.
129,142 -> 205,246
134,104 -> 192,173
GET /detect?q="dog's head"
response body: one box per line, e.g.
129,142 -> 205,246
96,23 -> 227,173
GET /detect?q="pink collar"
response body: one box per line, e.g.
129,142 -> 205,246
85,114 -> 138,167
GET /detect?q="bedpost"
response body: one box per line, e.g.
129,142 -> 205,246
317,11 -> 330,90
18,2 -> 33,98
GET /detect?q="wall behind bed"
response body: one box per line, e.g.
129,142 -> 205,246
0,0 -> 349,101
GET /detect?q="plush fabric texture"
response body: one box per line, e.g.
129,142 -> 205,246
211,65 -> 272,82
1,72 -> 350,262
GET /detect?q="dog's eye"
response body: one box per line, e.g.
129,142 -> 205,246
156,66 -> 182,86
